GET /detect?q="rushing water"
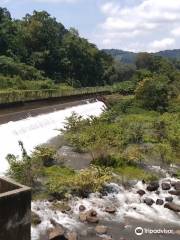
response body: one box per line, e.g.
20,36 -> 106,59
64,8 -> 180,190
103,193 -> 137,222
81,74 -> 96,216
32,177 -> 180,239
0,100 -> 105,174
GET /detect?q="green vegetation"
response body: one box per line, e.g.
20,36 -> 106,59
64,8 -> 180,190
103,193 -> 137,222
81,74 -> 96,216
46,165 -> 112,198
0,8 -> 117,91
4,7 -> 180,200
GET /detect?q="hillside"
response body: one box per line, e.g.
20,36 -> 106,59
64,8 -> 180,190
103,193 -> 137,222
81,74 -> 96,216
103,49 -> 180,64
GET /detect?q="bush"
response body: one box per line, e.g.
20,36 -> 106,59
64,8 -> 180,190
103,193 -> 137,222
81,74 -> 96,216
47,166 -> 112,197
6,143 -> 56,186
135,76 -> 169,111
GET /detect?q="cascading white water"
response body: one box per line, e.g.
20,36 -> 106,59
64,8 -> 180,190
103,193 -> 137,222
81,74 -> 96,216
0,101 -> 105,174
32,177 -> 180,240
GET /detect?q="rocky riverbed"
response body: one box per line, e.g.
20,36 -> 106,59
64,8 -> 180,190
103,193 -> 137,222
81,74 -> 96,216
32,175 -> 180,240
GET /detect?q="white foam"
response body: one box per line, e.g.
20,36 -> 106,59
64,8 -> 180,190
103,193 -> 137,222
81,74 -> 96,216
0,101 -> 105,174
32,178 -> 180,239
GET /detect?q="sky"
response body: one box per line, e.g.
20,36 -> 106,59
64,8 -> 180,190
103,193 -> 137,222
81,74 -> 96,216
1,0 -> 180,52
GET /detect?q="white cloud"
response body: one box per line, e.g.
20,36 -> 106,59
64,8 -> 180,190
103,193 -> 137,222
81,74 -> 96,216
94,0 -> 180,51
171,27 -> 180,36
149,38 -> 175,52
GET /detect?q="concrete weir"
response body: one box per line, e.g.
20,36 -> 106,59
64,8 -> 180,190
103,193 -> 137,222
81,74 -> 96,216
0,178 -> 31,240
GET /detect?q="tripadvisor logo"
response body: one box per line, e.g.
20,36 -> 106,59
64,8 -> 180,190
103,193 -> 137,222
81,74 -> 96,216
135,227 -> 144,236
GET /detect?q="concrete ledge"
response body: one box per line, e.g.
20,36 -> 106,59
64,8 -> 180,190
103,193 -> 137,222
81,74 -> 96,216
0,178 -> 31,240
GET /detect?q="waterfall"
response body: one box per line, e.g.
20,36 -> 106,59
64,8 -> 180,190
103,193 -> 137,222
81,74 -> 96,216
0,101 -> 105,174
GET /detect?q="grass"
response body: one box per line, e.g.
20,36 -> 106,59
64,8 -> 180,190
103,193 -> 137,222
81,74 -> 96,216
115,166 -> 159,182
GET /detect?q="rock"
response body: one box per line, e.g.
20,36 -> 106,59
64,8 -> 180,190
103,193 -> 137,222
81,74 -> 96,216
66,231 -> 78,240
161,182 -> 171,190
142,179 -> 146,184
164,203 -> 180,212
95,225 -> 108,235
79,212 -> 87,222
144,198 -> 155,206
105,206 -> 116,214
147,182 -> 159,192
48,227 -> 66,240
165,196 -> 173,202
170,181 -> 176,187
79,205 -> 86,212
175,230 -> 180,235
31,211 -> 41,225
169,190 -> 180,196
88,209 -> 97,217
86,209 -> 99,223
156,199 -> 164,205
86,215 -> 99,223
137,190 -> 146,196
174,182 -> 180,190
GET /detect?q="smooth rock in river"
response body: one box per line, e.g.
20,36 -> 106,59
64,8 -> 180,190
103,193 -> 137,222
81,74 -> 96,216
161,182 -> 171,190
66,231 -> 78,240
31,211 -> 41,225
79,212 -> 87,222
174,181 -> 180,190
165,196 -> 173,202
137,190 -> 146,196
79,205 -> 86,212
105,206 -> 116,214
164,203 -> 180,212
147,182 -> 159,192
95,225 -> 108,235
156,199 -> 164,205
144,198 -> 155,206
48,227 -> 66,240
169,190 -> 180,196
86,209 -> 99,223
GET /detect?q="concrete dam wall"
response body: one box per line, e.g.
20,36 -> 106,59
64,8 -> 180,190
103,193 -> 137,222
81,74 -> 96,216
0,178 -> 31,240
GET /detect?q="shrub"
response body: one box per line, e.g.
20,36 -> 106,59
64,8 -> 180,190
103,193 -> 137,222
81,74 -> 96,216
47,166 -> 112,197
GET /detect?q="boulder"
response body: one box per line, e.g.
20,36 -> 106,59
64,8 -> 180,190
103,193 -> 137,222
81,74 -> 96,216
147,182 -> 159,192
137,190 -> 146,196
156,199 -> 164,205
165,196 -> 173,202
79,205 -> 86,212
105,206 -> 116,214
161,182 -> 171,190
164,203 -> 180,212
48,227 -> 66,240
66,231 -> 78,240
170,181 -> 176,187
174,182 -> 180,190
95,225 -> 108,235
31,211 -> 41,225
144,198 -> 155,206
79,212 -> 87,222
86,209 -> 99,224
169,190 -> 180,196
